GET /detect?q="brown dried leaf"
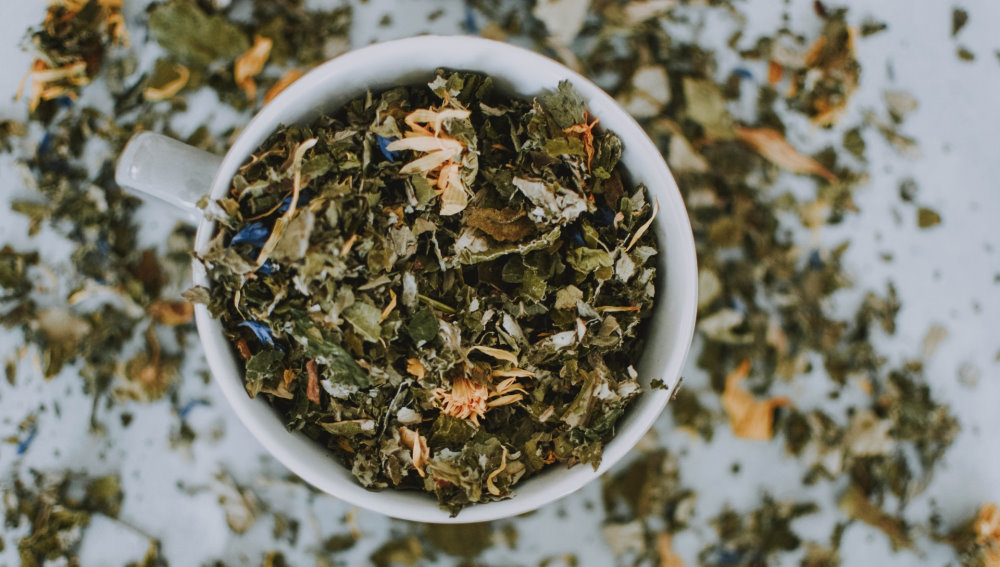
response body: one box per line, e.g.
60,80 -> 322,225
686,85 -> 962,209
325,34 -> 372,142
465,207 -> 535,242
721,360 -> 791,440
736,127 -> 838,182
149,300 -> 194,326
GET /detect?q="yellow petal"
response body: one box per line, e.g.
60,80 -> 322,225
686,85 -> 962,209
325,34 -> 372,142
399,150 -> 454,175
406,358 -> 426,379
492,368 -> 535,378
721,360 -> 792,440
486,393 -> 524,407
469,345 -> 519,365
405,108 -> 471,134
386,135 -> 464,154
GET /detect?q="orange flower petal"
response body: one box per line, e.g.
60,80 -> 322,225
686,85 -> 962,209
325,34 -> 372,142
234,35 -> 273,100
721,360 -> 792,440
264,68 -> 304,105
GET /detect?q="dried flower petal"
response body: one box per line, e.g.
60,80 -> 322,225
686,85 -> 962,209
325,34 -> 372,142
437,162 -> 469,216
736,127 -> 838,182
469,345 -> 520,365
721,360 -> 792,440
656,533 -> 685,567
234,35 -> 273,100
485,445 -> 509,496
264,68 -> 305,104
399,426 -> 430,477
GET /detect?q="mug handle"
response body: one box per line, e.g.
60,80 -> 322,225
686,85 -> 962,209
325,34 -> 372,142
115,132 -> 224,222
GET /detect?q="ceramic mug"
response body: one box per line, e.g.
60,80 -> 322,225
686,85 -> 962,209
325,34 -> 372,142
115,35 -> 698,523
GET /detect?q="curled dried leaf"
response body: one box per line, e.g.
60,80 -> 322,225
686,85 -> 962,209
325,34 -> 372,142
465,207 -> 535,242
485,445 -> 509,496
149,300 -> 194,325
143,62 -> 190,101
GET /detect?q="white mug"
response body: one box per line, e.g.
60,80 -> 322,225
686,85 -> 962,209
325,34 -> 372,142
115,35 -> 698,523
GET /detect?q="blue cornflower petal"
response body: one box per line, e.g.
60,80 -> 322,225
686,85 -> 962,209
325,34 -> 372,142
257,260 -> 277,276
17,425 -> 38,456
593,206 -> 616,226
230,222 -> 270,248
733,67 -> 754,80
463,5 -> 479,33
238,320 -> 278,348
377,135 -> 399,163
179,399 -> 210,418
568,225 -> 586,246
57,96 -> 73,109
808,249 -> 824,270
730,296 -> 747,315
38,133 -> 54,156
276,190 -> 314,214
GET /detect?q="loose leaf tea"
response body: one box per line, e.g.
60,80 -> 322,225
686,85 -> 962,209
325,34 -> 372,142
3,0 -> 995,563
196,70 -> 659,514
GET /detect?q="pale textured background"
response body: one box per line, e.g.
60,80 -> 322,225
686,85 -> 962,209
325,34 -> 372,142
0,1 -> 998,565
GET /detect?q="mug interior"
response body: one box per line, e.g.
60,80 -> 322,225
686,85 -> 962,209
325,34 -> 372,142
191,35 -> 698,523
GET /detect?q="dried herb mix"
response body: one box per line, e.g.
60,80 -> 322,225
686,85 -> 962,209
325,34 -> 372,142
195,70 -> 659,513
3,0 -> 997,563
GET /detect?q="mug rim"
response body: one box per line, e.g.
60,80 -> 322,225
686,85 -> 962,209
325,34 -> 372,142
190,35 -> 698,523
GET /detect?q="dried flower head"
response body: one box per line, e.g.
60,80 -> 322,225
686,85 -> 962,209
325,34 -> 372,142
386,107 -> 473,215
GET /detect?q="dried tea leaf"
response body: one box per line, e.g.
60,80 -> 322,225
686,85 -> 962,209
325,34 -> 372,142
533,0 -> 590,46
465,207 -> 535,242
148,0 -> 250,66
917,207 -> 941,228
683,78 -> 735,140
838,484 -> 913,550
